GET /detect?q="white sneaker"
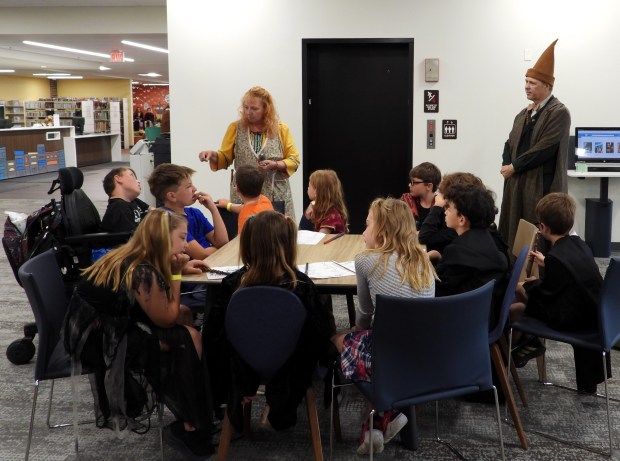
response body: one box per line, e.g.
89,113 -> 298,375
356,428 -> 384,455
383,412 -> 408,443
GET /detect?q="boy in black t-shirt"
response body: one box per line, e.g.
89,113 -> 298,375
100,167 -> 151,232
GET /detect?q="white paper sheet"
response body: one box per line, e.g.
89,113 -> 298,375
297,261 -> 356,279
205,265 -> 243,280
296,230 -> 326,245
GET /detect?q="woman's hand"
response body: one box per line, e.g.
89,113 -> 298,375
171,252 -> 190,275
258,160 -> 280,172
198,150 -> 218,162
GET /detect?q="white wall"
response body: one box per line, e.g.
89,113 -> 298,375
168,0 -> 620,240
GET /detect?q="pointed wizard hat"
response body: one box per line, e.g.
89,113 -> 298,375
526,39 -> 558,86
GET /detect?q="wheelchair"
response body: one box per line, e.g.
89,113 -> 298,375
3,166 -> 131,365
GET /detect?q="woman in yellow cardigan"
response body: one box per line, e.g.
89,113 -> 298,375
198,86 -> 300,219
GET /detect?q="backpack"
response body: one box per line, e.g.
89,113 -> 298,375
2,199 -> 73,286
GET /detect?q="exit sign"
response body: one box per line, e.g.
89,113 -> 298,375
110,50 -> 125,63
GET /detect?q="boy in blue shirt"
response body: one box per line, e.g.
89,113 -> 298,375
148,163 -> 228,260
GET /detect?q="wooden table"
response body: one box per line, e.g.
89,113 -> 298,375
183,234 -> 366,325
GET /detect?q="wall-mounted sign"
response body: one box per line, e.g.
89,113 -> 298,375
424,90 -> 439,113
442,119 -> 457,139
110,50 -> 125,63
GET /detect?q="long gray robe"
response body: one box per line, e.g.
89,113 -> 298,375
499,97 -> 571,250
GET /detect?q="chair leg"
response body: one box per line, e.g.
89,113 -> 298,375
369,409 -> 376,461
305,387 -> 324,461
490,344 -> 528,449
25,381 -> 40,461
499,335 -> 528,406
243,401 -> 252,439
492,386 -> 507,461
345,294 -> 356,328
536,351 -> 547,383
158,403 -> 165,461
216,408 -> 234,461
603,351 -> 613,457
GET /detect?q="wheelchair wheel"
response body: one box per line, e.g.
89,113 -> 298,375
6,337 -> 36,365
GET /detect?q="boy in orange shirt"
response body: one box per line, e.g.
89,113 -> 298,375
217,164 -> 273,234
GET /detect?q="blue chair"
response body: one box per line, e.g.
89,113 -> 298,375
217,286 -> 323,461
489,246 -> 529,449
333,281 -> 505,460
19,249 -> 164,461
19,249 -> 80,460
509,257 -> 620,457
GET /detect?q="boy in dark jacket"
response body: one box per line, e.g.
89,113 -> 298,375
510,192 -> 606,392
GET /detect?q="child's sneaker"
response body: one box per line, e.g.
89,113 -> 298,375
381,410 -> 408,443
357,427 -> 384,455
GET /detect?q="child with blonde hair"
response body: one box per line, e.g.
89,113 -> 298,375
304,169 -> 348,234
332,197 -> 437,455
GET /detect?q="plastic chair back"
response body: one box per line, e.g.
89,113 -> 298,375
58,167 -> 101,235
489,246 -> 529,344
600,257 -> 620,350
225,286 -> 307,380
365,281 -> 495,412
273,201 -> 285,214
18,249 -> 71,381
218,207 -> 238,240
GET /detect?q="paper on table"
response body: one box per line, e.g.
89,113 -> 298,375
297,230 -> 326,245
205,265 -> 243,280
297,261 -> 356,279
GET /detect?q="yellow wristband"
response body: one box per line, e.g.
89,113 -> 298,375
170,274 -> 182,281
226,202 -> 233,212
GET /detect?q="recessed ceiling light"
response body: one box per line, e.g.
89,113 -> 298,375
132,81 -> 141,85
121,40 -> 168,54
138,73 -> 162,78
99,66 -> 111,71
47,75 -> 83,79
33,73 -> 71,76
143,83 -> 169,86
0,70 -> 15,73
23,40 -> 134,62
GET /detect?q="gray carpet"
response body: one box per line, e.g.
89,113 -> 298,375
1,169 -> 620,460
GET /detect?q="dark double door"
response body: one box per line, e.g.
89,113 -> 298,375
302,38 -> 414,233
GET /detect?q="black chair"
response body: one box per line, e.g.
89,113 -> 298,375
331,281 -> 505,461
19,248 -> 165,460
18,249 -> 89,460
272,200 -> 285,215
508,257 -> 620,457
217,286 -> 323,461
217,207 -> 238,240
489,245 -> 529,449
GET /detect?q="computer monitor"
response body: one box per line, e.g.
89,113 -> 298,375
72,116 -> 85,135
0,119 -> 13,129
0,105 -> 4,119
575,127 -> 620,168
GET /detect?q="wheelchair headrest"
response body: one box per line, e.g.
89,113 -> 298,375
57,167 -> 84,195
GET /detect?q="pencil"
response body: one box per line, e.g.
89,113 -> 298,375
324,232 -> 345,245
